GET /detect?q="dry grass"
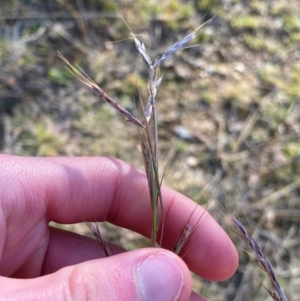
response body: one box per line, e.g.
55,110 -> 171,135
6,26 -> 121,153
233,216 -> 287,301
1,0 -> 300,300
58,25 -> 202,251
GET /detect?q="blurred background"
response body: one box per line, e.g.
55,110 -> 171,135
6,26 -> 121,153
1,0 -> 300,300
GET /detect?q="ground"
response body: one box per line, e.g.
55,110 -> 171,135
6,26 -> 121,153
1,1 -> 300,300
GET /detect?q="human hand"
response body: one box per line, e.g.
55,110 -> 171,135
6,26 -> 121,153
0,155 -> 238,301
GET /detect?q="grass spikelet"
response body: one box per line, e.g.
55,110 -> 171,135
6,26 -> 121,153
153,21 -> 211,67
173,222 -> 193,255
131,34 -> 152,67
232,216 -> 288,301
86,221 -> 112,257
173,193 -> 212,256
154,30 -> 197,67
58,52 -> 145,129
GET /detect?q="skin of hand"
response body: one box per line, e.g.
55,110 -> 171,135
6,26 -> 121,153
0,155 -> 238,301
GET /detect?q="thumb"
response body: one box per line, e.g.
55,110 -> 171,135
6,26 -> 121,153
1,248 -> 192,301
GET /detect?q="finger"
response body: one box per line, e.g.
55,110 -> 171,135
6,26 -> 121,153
1,155 -> 238,280
43,229 -> 210,301
2,249 -> 192,301
42,226 -> 125,274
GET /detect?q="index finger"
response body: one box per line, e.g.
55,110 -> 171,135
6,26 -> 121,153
2,155 -> 238,281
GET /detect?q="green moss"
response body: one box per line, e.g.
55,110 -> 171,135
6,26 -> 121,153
244,34 -> 266,50
289,32 -> 300,43
201,90 -> 215,103
258,63 -> 281,86
134,0 -> 194,29
284,16 -> 300,31
244,35 -> 286,57
282,65 -> 300,98
265,40 -> 286,57
102,2 -> 118,12
270,2 -> 291,16
249,128 -> 270,144
231,15 -> 262,30
48,67 -> 73,85
194,0 -> 223,12
174,139 -> 188,153
250,0 -> 267,13
194,29 -> 213,44
16,119 -> 66,156
258,62 -> 300,100
282,142 -> 300,158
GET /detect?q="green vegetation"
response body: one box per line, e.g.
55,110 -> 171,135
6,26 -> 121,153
1,0 -> 299,300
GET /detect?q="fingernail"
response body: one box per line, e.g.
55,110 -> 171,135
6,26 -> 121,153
136,252 -> 184,301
